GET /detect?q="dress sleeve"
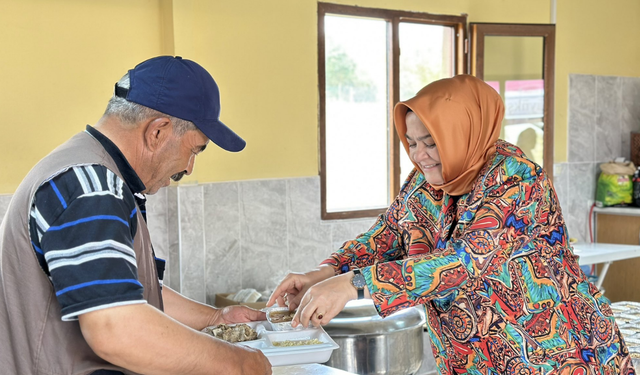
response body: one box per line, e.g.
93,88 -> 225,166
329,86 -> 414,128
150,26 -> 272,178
364,158 -> 548,317
320,169 -> 424,274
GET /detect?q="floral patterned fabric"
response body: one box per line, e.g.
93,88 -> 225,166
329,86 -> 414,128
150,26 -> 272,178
321,141 -> 636,374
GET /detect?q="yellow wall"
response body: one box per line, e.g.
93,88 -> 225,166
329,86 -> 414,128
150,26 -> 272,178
484,37 -> 544,82
0,0 -> 164,193
555,0 -> 640,162
1,0 -> 640,193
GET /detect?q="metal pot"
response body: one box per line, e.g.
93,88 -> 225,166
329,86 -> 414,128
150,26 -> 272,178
323,300 -> 426,375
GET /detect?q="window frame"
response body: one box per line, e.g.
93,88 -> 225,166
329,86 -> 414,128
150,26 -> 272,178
469,23 -> 556,179
318,2 -> 467,220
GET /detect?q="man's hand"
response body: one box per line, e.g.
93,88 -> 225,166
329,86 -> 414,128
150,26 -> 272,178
218,305 -> 266,325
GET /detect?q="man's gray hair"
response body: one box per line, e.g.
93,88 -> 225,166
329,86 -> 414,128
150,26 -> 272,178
104,73 -> 197,136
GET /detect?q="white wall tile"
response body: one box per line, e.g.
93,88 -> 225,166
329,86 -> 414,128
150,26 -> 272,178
178,185 -> 206,302
568,74 -> 596,163
595,76 -> 622,161
203,182 -> 242,304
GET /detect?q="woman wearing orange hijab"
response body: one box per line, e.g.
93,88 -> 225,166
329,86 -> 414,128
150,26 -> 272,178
269,75 -> 635,374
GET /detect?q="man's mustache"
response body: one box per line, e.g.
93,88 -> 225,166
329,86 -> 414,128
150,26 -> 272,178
171,171 -> 187,182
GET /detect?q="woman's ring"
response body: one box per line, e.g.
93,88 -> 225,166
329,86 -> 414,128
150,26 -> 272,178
317,313 -> 324,320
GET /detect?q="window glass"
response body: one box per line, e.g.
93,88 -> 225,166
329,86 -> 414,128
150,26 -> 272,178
503,79 -> 544,165
399,22 -> 455,183
483,35 -> 544,165
324,15 -> 389,212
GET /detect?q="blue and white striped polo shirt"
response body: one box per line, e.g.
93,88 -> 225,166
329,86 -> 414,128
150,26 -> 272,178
28,125 -> 163,321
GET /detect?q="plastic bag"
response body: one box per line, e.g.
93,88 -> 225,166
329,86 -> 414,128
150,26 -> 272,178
595,161 -> 636,207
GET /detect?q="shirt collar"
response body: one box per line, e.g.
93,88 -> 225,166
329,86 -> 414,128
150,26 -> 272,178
85,125 -> 147,194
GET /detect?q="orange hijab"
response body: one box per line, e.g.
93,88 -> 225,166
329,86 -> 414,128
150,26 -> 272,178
394,75 -> 504,196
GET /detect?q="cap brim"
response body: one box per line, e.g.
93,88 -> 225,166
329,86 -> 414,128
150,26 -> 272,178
194,119 -> 246,152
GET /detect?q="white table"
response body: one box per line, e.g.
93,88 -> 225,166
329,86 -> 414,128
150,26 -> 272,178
572,242 -> 640,289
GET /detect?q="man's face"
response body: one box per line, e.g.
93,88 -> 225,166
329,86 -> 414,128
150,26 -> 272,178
144,125 -> 209,195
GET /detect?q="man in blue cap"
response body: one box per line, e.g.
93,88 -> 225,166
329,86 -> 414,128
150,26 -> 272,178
0,56 -> 272,374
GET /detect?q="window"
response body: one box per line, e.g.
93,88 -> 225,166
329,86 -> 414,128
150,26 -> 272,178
319,3 -> 466,219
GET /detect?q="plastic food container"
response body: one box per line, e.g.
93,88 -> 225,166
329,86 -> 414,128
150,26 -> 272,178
265,306 -> 299,331
202,320 -> 339,367
259,326 -> 339,366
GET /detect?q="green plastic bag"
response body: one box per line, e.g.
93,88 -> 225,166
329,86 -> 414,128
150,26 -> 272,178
595,161 -> 635,207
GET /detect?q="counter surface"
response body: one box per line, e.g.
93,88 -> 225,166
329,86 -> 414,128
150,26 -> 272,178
594,206 -> 640,217
273,364 -> 356,375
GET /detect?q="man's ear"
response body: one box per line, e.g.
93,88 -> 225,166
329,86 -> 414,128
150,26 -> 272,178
143,117 -> 173,152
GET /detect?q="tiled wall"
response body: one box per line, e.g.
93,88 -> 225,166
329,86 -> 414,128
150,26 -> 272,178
553,74 -> 640,243
145,177 -> 374,304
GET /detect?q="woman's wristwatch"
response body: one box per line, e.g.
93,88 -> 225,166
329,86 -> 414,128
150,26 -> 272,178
351,269 -> 366,299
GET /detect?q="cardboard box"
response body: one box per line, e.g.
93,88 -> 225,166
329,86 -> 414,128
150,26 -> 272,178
215,293 -> 267,309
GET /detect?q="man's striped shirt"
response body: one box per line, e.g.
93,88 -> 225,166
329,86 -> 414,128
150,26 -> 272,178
28,126 -> 162,321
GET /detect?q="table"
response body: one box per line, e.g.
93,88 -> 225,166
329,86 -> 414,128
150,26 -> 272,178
572,242 -> 640,290
591,207 -> 640,302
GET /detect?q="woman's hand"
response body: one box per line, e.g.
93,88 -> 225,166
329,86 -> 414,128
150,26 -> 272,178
267,265 -> 335,310
291,271 -> 362,328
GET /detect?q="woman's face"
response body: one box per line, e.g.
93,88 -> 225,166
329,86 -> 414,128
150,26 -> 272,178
405,111 -> 444,185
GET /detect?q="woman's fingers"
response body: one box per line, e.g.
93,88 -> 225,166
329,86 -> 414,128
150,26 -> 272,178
267,281 -> 290,306
292,272 -> 357,328
310,309 -> 327,327
291,292 -> 308,327
267,274 -> 302,307
267,268 -> 335,308
292,286 -> 329,328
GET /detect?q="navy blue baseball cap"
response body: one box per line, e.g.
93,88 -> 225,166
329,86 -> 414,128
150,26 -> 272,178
115,55 -> 245,152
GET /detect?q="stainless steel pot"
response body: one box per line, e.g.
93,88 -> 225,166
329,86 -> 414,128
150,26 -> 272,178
323,300 -> 426,375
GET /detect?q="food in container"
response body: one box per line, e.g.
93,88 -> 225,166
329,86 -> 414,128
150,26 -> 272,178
623,337 -> 640,345
269,309 -> 296,323
620,328 -> 637,336
619,301 -> 640,309
199,312 -> 339,366
272,338 -> 323,347
614,314 -> 640,324
265,306 -> 300,331
610,305 -> 629,314
261,327 -> 339,366
202,323 -> 258,343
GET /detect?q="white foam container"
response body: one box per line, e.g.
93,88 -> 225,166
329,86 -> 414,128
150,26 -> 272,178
264,306 -> 302,331
203,320 -> 339,366
259,326 -> 339,366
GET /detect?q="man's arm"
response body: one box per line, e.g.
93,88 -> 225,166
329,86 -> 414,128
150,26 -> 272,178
79,303 -> 271,375
162,286 -> 266,330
